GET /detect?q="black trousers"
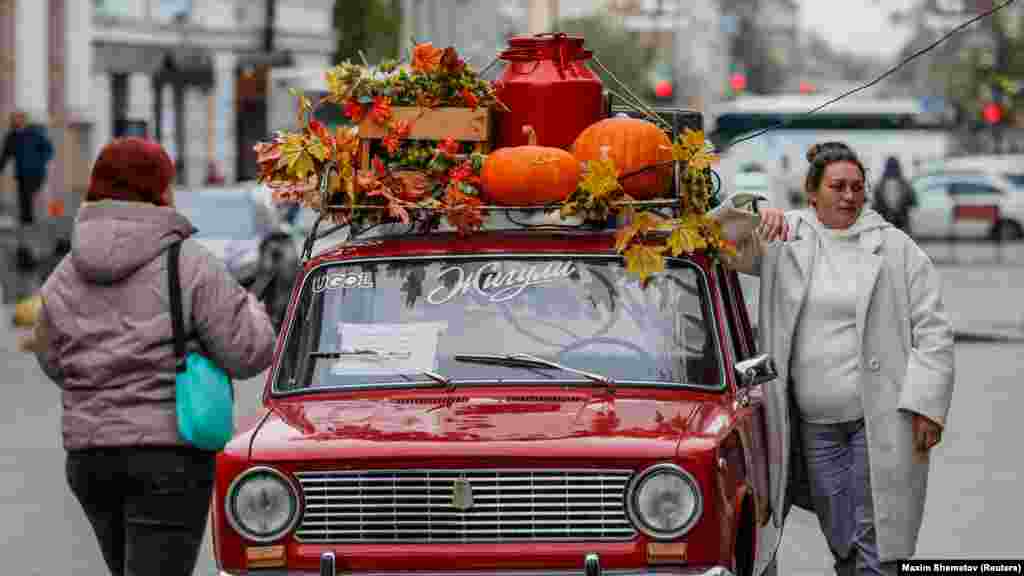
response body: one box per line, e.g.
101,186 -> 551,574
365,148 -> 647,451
65,446 -> 216,576
16,175 -> 43,225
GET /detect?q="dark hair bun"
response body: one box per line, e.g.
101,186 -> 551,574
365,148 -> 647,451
806,141 -> 852,164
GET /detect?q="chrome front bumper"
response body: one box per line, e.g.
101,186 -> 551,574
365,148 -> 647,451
220,552 -> 735,576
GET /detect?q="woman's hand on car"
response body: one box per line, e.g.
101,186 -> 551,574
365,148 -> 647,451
758,207 -> 789,242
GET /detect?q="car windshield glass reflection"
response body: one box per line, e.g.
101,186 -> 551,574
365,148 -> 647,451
176,192 -> 258,239
274,257 -> 721,392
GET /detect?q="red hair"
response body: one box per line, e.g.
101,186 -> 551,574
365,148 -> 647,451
87,137 -> 176,205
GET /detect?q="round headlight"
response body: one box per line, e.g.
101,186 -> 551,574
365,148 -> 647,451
226,467 -> 301,543
626,463 -> 702,540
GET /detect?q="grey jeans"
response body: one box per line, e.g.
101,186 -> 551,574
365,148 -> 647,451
801,418 -> 900,576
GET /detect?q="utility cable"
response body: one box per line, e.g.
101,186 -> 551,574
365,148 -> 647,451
728,0 -> 1018,148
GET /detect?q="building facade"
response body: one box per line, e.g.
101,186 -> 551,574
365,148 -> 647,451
92,0 -> 337,187
0,0 -> 92,218
607,0 -> 730,119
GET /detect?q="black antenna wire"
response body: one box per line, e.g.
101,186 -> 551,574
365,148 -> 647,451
727,0 -> 1018,148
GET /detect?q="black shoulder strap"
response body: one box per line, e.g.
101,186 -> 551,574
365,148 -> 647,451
168,242 -> 186,373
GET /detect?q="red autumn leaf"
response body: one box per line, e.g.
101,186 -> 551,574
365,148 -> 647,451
343,99 -> 365,122
448,161 -> 478,186
393,171 -> 432,202
356,170 -> 381,192
371,96 -> 392,124
461,88 -> 479,110
412,42 -> 443,73
392,120 -> 413,138
436,137 -> 460,158
366,186 -> 411,225
372,157 -> 388,177
382,134 -> 401,155
309,119 -> 329,141
444,186 -> 484,235
440,47 -> 465,74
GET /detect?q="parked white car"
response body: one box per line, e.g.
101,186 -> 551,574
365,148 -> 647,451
174,182 -> 283,275
908,170 -> 1024,240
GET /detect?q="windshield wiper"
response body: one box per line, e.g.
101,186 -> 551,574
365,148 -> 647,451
309,351 -> 452,387
453,353 -> 616,387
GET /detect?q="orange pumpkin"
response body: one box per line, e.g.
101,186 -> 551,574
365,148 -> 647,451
481,126 -> 581,206
571,117 -> 673,199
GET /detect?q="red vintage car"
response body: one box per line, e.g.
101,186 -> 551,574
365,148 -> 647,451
212,221 -> 783,576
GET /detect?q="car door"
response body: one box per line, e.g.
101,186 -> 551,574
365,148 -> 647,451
717,266 -> 779,575
908,175 -> 952,239
949,176 -> 1004,239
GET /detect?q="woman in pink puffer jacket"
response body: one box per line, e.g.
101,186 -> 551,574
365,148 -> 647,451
26,137 -> 276,576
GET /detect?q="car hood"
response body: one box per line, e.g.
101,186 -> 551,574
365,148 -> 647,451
249,390 -> 720,462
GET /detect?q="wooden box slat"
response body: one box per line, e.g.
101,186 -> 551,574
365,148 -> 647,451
358,107 -> 492,142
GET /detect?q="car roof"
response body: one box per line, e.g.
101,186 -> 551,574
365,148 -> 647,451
305,229 -> 712,269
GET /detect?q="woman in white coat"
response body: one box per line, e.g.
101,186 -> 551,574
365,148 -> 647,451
724,142 -> 954,575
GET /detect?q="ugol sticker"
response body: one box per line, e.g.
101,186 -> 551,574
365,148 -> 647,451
311,271 -> 374,293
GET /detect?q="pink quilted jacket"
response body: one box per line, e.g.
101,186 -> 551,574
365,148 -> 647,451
35,201 -> 277,450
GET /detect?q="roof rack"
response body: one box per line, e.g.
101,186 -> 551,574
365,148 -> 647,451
297,102 -> 719,262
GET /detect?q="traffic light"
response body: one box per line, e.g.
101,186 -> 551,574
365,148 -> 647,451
983,102 -> 1004,125
655,80 -> 673,99
730,73 -> 747,93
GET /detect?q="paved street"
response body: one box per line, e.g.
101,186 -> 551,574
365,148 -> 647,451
1,255 -> 1023,575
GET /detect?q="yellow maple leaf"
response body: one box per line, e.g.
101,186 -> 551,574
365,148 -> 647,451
307,138 -> 329,163
614,211 -> 665,253
672,128 -> 719,175
580,157 -> 622,202
623,244 -> 666,282
281,133 -> 317,179
666,215 -> 708,256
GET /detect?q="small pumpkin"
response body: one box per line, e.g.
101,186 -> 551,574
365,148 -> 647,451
571,117 -> 673,199
481,126 -> 581,206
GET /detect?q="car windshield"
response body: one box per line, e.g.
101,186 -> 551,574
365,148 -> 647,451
175,190 -> 260,239
274,256 -> 722,393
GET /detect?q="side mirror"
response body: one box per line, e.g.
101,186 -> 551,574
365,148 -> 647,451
734,354 -> 778,387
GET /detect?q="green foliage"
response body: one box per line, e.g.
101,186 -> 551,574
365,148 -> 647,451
333,0 -> 402,65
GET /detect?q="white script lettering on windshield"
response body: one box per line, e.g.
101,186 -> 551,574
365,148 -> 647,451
427,261 -> 577,304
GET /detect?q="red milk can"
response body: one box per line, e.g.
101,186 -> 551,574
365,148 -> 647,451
493,33 -> 605,150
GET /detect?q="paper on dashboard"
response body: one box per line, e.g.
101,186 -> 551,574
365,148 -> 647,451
331,322 -> 448,375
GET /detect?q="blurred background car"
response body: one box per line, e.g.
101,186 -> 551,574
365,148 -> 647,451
174,182 -> 288,277
908,168 -> 1024,241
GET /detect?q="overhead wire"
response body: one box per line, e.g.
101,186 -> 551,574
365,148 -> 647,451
727,0 -> 1019,148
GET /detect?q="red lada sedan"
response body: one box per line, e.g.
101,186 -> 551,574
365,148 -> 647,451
212,228 -> 782,576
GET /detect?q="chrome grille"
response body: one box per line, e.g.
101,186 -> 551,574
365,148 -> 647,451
294,469 -> 636,543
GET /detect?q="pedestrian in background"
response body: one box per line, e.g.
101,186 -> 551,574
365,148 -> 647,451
872,156 -> 916,234
23,137 -> 276,576
0,110 -> 54,269
722,141 -> 954,575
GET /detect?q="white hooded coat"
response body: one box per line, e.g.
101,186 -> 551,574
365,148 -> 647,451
723,206 -> 955,562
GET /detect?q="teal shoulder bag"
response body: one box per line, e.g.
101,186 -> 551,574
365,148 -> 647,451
168,242 -> 235,451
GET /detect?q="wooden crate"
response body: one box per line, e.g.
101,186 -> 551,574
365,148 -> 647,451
357,106 -> 493,170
